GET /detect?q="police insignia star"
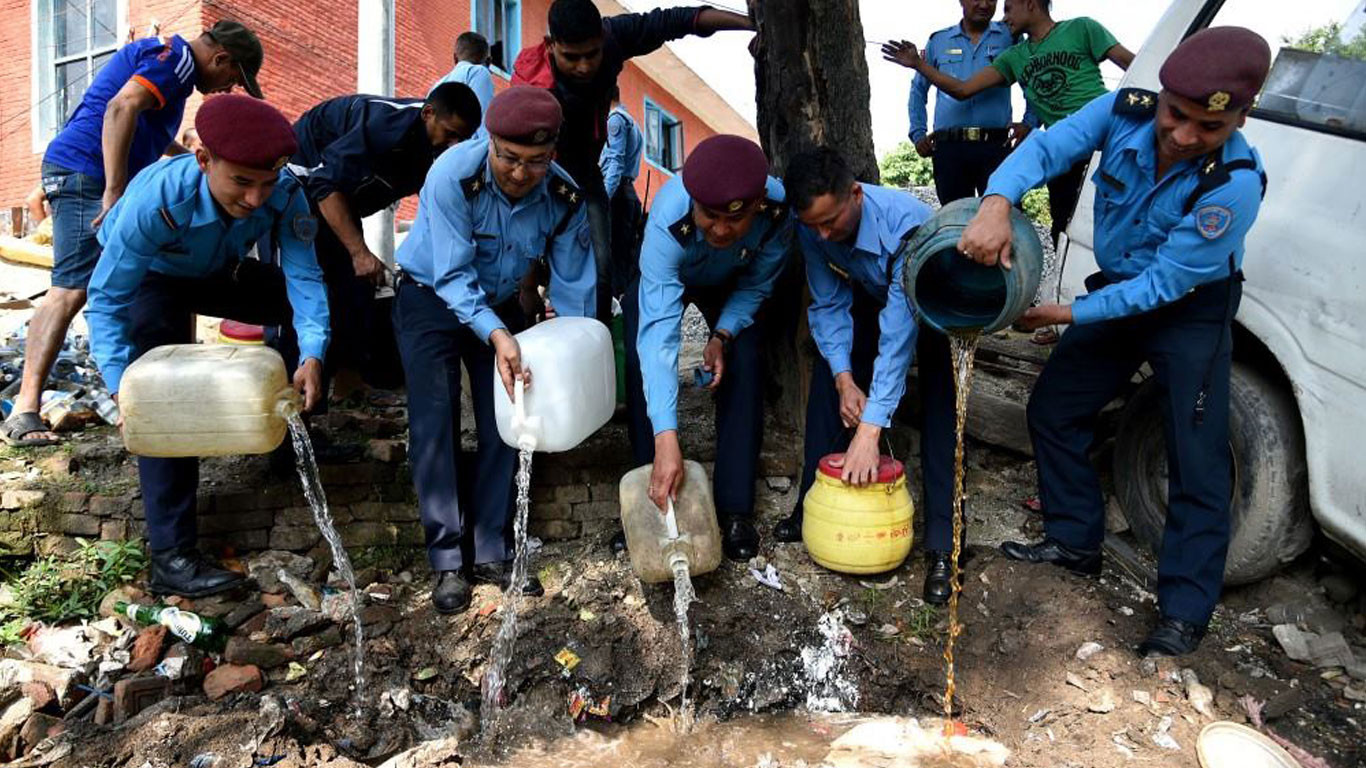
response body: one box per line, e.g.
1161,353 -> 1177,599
1207,91 -> 1231,112
1196,205 -> 1232,240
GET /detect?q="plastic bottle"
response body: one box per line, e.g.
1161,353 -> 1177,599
493,317 -> 615,453
115,601 -> 228,653
118,344 -> 300,457
618,460 -> 723,583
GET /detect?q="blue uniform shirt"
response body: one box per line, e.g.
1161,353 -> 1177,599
909,22 -> 1024,141
87,155 -> 331,393
985,90 -> 1265,324
802,184 -> 933,428
637,174 -> 793,434
600,106 -> 643,198
430,61 -> 495,139
395,137 -> 596,341
45,35 -> 197,179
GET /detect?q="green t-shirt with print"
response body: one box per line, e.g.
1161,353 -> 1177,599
991,17 -> 1118,127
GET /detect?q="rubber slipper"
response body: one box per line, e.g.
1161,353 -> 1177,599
2,411 -> 60,447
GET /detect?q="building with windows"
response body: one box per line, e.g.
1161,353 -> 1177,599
0,0 -> 755,226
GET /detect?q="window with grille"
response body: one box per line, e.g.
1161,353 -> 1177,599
34,0 -> 121,142
472,0 -> 521,75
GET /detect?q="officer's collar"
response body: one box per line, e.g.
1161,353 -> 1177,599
852,188 -> 891,256
1133,121 -> 1210,179
189,166 -> 288,226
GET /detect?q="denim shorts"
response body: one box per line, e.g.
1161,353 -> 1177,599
40,161 -> 104,289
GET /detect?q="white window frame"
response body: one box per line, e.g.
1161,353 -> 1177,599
644,97 -> 684,174
470,0 -> 521,79
30,0 -> 128,152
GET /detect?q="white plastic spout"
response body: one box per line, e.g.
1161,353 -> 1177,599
663,498 -> 681,540
510,376 -> 541,452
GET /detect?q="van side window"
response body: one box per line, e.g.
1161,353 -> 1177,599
1205,1 -> 1366,136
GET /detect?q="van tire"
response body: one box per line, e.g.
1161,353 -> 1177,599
1113,362 -> 1313,585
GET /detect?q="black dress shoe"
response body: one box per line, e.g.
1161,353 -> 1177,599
148,549 -> 246,598
771,509 -> 803,543
610,530 -> 628,554
722,518 -> 759,562
432,570 -> 472,614
922,550 -> 956,605
1137,616 -> 1207,657
1000,537 -> 1101,575
470,561 -> 545,597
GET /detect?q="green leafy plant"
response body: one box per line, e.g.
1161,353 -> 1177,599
903,602 -> 942,642
5,538 -> 147,626
1284,21 -> 1366,60
1021,187 -> 1052,228
879,141 -> 935,189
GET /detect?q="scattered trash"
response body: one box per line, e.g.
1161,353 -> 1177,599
567,686 -> 612,723
1118,606 -> 1135,616
750,563 -> 783,591
285,662 -> 307,682
277,570 -> 323,612
1065,672 -> 1088,691
1075,642 -> 1104,662
857,576 -> 900,591
1028,709 -> 1050,723
1181,668 -> 1215,719
189,754 -> 223,768
554,647 -> 581,674
1087,687 -> 1117,714
577,608 -> 597,622
412,667 -> 439,682
1152,715 -> 1180,750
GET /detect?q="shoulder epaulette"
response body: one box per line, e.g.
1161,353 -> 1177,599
461,162 -> 488,200
755,197 -> 789,224
548,175 -> 583,210
1183,151 -> 1266,215
668,211 -> 697,246
1113,88 -> 1158,118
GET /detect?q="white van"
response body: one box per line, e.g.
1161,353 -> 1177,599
1053,0 -> 1366,583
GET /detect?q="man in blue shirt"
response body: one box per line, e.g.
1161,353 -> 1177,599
430,32 -> 496,139
288,84 -> 481,400
908,0 -> 1034,204
85,95 -> 329,598
4,21 -> 265,448
611,135 -> 791,562
599,85 -> 645,295
393,87 -> 595,615
776,148 -> 962,605
957,28 -> 1272,657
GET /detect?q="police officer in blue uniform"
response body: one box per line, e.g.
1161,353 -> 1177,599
600,85 -> 645,294
85,95 -> 330,598
610,134 -> 792,561
776,148 -> 966,605
288,84 -> 483,395
908,0 -> 1034,204
394,87 -> 596,614
957,27 -> 1273,656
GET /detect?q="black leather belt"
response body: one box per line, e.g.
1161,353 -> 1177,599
934,126 -> 1010,143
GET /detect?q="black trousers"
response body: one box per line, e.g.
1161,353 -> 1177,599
130,261 -> 298,552
622,278 -> 765,520
931,139 -> 1011,205
392,279 -> 526,571
608,182 -> 643,297
794,286 -> 959,551
311,207 -> 404,390
1046,160 -> 1089,244
581,174 -> 615,324
1028,274 -> 1240,625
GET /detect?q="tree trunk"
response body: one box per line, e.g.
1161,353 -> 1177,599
748,0 -> 878,437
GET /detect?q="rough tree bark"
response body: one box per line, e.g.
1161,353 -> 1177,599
748,0 -> 879,433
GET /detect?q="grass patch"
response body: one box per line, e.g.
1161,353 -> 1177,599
903,602 -> 942,641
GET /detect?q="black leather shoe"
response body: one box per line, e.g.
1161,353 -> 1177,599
722,518 -> 759,562
470,561 -> 545,597
771,509 -> 803,543
148,549 -> 245,598
432,570 -> 472,615
1000,537 -> 1101,575
1137,616 -> 1207,657
610,530 -> 628,554
922,550 -> 955,605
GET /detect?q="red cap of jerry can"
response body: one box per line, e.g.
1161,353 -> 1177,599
817,453 -> 904,484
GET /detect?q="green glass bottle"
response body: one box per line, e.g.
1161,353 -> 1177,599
115,601 -> 229,653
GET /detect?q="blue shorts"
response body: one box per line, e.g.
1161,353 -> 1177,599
40,161 -> 104,290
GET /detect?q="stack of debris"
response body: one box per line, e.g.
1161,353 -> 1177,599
0,323 -> 117,431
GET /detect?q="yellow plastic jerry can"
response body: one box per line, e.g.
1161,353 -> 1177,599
802,453 -> 914,575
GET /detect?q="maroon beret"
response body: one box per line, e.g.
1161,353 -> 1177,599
1160,26 -> 1271,113
682,135 -> 769,212
485,86 -> 563,145
195,94 -> 297,171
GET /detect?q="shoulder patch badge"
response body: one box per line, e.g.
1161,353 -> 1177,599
550,177 -> 583,209
1113,87 -> 1158,117
668,213 -> 696,246
1196,205 -> 1232,240
292,213 -> 319,242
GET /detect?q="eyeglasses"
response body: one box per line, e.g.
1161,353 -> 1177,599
491,141 -> 553,171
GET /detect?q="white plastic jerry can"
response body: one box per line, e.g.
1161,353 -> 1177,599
493,317 -> 615,452
618,461 -> 723,584
119,344 -> 300,457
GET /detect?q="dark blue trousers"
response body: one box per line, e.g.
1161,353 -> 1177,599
392,279 -> 525,571
128,261 -> 297,552
1027,275 -> 1240,625
622,278 -> 764,520
794,286 -> 958,552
